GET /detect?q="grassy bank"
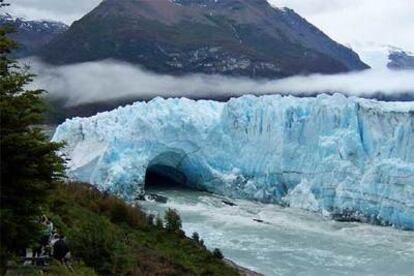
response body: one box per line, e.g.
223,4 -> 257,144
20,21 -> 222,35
36,182 -> 240,275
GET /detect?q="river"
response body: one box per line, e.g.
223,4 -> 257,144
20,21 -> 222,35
140,188 -> 414,276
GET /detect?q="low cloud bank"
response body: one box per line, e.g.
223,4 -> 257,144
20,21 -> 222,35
25,58 -> 414,107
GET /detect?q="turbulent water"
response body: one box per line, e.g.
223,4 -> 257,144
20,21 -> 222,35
141,188 -> 414,276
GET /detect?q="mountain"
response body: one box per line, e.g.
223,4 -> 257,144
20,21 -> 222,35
354,44 -> 414,70
39,0 -> 368,78
388,49 -> 414,70
0,13 -> 68,58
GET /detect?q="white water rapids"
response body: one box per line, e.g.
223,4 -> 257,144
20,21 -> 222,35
140,188 -> 414,276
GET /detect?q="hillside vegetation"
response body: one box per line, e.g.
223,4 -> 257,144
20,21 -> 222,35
38,182 -> 240,275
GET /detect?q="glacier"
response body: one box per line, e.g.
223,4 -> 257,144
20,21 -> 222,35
52,94 -> 414,230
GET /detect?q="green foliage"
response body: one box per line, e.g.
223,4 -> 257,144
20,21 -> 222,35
100,195 -> 147,228
147,213 -> 155,226
47,261 -> 97,276
155,215 -> 163,229
46,183 -> 239,276
213,248 -> 224,260
192,232 -> 200,242
164,208 -> 182,233
0,14 -> 65,272
67,216 -> 134,275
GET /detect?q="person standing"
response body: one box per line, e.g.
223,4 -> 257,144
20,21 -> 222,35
46,220 -> 54,237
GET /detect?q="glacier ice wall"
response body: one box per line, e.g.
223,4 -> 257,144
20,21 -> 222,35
53,94 -> 414,229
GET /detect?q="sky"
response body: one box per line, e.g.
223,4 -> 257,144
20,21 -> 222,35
4,0 -> 414,51
269,0 -> 414,51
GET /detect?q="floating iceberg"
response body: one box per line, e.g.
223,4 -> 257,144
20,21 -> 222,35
53,94 -> 414,229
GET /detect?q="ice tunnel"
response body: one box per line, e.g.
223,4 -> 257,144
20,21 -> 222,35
52,94 -> 414,229
144,151 -> 191,189
143,149 -> 214,192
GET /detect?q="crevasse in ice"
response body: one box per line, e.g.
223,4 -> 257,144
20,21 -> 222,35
52,94 -> 414,229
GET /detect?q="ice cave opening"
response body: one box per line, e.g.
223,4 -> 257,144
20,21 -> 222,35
145,164 -> 188,189
144,150 -> 197,190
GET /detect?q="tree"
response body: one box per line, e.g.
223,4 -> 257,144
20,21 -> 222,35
155,215 -> 163,229
213,248 -> 224,260
0,8 -> 65,272
164,208 -> 182,232
147,213 -> 155,226
192,232 -> 200,242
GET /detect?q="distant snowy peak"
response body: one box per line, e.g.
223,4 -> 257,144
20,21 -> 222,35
0,13 -> 16,21
0,13 -> 68,33
0,13 -> 68,58
388,49 -> 414,70
354,44 -> 414,70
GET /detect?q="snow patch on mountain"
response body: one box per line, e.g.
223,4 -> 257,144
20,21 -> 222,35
354,43 -> 414,70
0,13 -> 68,32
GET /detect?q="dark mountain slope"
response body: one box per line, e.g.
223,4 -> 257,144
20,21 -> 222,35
39,0 -> 368,78
0,13 -> 68,58
388,50 -> 414,70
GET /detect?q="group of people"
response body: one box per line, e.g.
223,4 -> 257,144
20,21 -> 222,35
32,215 -> 70,266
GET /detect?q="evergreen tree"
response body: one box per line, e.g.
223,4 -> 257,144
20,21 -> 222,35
155,215 -> 163,229
147,213 -> 155,226
192,232 -> 200,242
213,248 -> 224,260
0,5 -> 65,272
164,208 -> 182,232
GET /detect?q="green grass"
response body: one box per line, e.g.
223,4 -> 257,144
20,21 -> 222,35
42,182 -> 240,276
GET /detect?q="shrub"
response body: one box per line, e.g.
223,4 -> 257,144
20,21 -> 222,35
45,183 -> 240,275
155,215 -> 164,229
101,197 -> 146,228
58,183 -> 147,229
192,232 -> 200,242
164,208 -> 182,232
147,214 -> 155,226
213,248 -> 224,260
176,229 -> 186,239
68,216 -> 134,275
47,260 -> 97,276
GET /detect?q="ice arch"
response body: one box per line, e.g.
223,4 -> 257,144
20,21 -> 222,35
144,150 -> 212,190
53,95 -> 414,229
145,151 -> 189,189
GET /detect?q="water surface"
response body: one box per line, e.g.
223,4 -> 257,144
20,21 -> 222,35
141,188 -> 414,276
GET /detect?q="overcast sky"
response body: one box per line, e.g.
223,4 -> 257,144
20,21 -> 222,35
4,0 -> 414,51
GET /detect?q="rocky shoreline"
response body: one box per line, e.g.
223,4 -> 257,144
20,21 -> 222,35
224,259 -> 264,276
